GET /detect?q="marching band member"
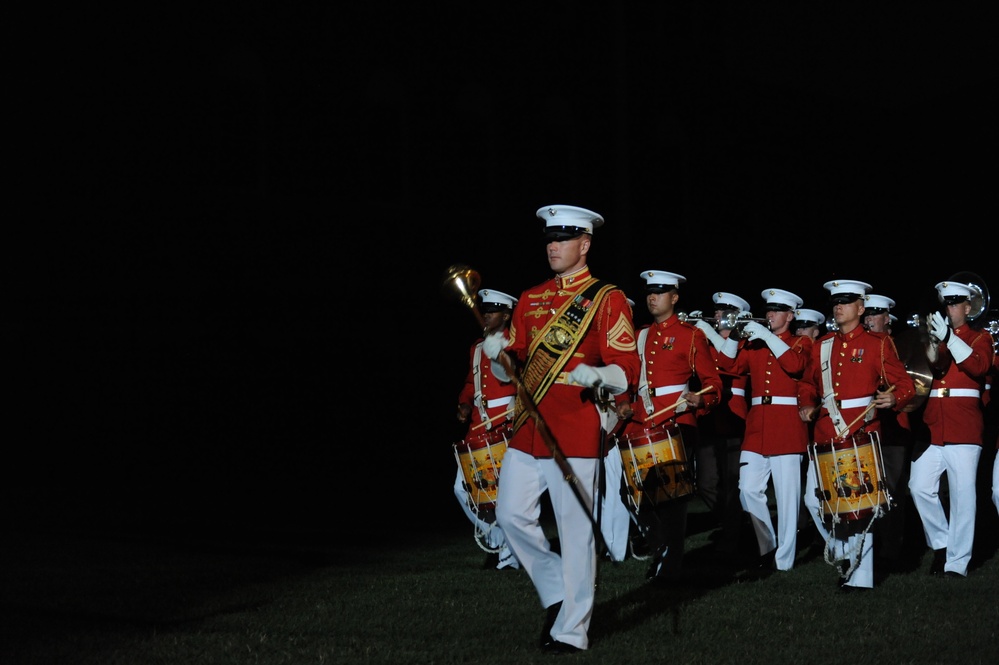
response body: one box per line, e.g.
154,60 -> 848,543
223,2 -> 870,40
693,292 -> 751,558
793,308 -> 826,341
454,288 -> 520,570
618,270 -> 723,585
909,280 -> 996,578
705,288 -> 812,573
798,280 -> 916,592
861,293 -> 914,577
485,205 -> 640,654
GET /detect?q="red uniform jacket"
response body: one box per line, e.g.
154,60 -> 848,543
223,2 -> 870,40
719,331 -> 813,456
697,343 -> 748,438
503,267 -> 641,459
923,325 -> 995,446
458,338 -> 517,438
801,326 -> 916,443
622,314 -> 722,436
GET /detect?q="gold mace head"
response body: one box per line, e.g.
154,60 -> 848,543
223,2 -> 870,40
443,264 -> 481,310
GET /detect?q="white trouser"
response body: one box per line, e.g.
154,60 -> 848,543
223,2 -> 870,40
739,451 -> 802,571
803,458 -> 874,588
993,452 -> 999,516
909,444 -> 982,576
453,470 -> 518,569
496,449 -> 598,651
600,446 -> 631,562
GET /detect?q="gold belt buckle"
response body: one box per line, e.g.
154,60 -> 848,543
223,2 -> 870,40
940,387 -> 949,397
761,395 -> 772,405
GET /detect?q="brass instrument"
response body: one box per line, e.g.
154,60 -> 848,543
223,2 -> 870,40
678,311 -> 768,338
894,315 -> 933,413
987,311 -> 999,352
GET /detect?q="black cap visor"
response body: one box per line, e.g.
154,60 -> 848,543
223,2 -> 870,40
645,284 -> 676,294
830,293 -> 863,305
544,226 -> 587,241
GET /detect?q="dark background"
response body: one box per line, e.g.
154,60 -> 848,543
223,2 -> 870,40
15,5 -> 997,541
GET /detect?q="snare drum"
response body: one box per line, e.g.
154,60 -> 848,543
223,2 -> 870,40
453,425 -> 511,512
809,430 -> 890,522
618,422 -> 693,511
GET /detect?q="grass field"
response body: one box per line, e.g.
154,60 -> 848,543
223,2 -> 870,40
2,492 -> 997,665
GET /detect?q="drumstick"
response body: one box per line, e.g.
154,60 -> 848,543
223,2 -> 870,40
836,385 -> 895,439
648,385 -> 716,422
471,408 -> 514,431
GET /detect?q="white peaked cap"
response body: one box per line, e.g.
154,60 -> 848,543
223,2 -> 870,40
865,294 -> 895,312
712,292 -> 751,312
935,280 -> 974,303
641,270 -> 686,291
823,279 -> 872,302
478,289 -> 518,310
794,308 -> 826,326
537,205 -> 604,237
761,288 -> 804,310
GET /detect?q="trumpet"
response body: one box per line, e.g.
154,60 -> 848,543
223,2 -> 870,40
678,311 -> 770,338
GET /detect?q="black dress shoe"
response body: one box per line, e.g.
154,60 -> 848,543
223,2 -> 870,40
756,549 -> 776,571
539,601 -> 562,648
929,548 -> 946,576
482,552 -> 500,569
944,571 -> 966,579
839,583 -> 871,593
542,640 -> 582,655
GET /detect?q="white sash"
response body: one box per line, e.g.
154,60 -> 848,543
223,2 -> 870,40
637,328 -> 654,415
820,337 -> 847,436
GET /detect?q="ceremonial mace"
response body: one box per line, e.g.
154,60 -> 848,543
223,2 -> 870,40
444,264 -> 605,548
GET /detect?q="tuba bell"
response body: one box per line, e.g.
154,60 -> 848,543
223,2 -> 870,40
894,314 -> 933,413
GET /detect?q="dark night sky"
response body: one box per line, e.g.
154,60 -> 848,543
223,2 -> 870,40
16,5 -> 997,538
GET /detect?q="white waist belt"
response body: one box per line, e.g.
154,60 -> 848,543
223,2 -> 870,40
838,397 -> 872,409
650,383 -> 686,397
929,388 -> 981,398
750,395 -> 797,406
487,396 -> 513,408
731,387 -> 746,397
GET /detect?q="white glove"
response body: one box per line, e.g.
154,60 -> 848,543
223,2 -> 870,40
928,311 -> 951,344
946,331 -> 973,363
742,320 -> 773,342
694,319 -> 725,352
743,320 -> 789,358
482,331 -> 508,360
568,363 -> 628,395
489,357 -> 510,383
720,337 -> 739,359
